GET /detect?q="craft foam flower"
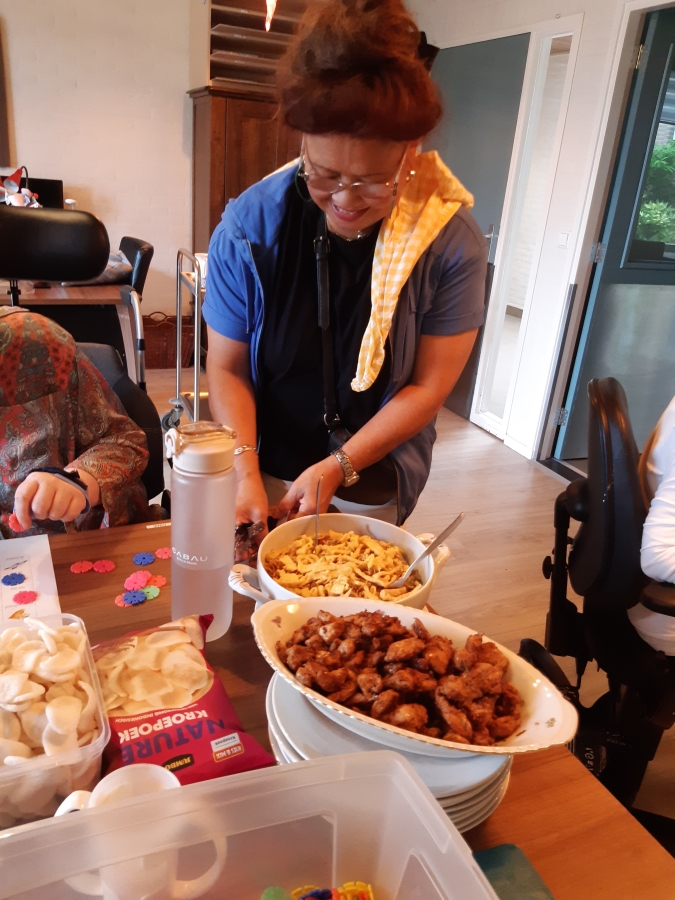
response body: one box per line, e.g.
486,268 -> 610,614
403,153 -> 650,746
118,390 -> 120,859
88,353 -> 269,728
124,571 -> 152,591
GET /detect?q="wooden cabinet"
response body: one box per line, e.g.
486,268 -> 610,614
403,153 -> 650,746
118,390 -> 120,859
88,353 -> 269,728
190,86 -> 301,252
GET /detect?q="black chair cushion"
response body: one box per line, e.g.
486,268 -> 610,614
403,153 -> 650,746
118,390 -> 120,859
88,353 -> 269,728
640,581 -> 675,618
0,206 -> 109,282
78,343 -> 164,500
569,378 -> 647,611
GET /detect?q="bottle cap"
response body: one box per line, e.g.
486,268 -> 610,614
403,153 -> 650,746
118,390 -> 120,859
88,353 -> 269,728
165,421 -> 236,474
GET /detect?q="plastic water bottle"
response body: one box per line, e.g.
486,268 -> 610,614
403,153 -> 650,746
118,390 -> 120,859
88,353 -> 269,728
165,422 -> 237,640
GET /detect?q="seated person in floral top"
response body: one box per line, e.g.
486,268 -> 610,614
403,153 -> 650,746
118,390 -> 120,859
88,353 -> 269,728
0,308 -> 151,537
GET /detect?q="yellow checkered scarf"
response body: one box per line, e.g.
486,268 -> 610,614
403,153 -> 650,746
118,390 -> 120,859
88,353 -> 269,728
352,150 -> 474,392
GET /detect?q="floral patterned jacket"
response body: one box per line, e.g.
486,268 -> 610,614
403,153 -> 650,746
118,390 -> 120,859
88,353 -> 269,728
0,308 -> 150,536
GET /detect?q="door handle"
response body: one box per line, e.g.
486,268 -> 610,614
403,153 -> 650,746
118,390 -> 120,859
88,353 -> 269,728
484,224 -> 500,263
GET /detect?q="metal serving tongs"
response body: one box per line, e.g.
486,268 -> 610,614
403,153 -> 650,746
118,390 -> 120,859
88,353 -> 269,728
380,511 -> 465,589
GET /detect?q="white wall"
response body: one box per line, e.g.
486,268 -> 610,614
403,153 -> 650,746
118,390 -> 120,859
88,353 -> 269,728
407,0 -> 668,458
0,0 -> 196,314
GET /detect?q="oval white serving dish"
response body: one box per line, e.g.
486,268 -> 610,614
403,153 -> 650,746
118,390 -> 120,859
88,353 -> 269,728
252,597 -> 578,757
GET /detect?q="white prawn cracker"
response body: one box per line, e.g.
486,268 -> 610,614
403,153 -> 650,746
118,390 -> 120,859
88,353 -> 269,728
161,649 -> 209,692
0,672 -> 29,705
0,710 -> 20,742
12,640 -> 47,674
46,696 -> 83,735
93,617 -> 213,717
20,702 -> 48,747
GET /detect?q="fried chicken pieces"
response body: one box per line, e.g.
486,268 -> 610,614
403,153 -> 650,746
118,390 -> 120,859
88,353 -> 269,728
277,610 -> 523,746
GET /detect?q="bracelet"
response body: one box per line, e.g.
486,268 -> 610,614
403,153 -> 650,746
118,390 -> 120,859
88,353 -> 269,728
32,467 -> 91,514
234,445 -> 258,456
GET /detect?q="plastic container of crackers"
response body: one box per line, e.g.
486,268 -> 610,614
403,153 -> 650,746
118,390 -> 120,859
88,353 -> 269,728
0,614 -> 110,829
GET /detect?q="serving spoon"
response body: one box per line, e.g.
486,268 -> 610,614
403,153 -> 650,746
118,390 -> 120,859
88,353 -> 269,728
381,511 -> 464,589
314,475 -> 323,549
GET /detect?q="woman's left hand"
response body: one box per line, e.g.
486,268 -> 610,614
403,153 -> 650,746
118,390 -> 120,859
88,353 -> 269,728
270,455 -> 344,518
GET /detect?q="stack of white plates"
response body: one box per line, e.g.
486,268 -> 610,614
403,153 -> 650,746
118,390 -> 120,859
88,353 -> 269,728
266,673 -> 511,833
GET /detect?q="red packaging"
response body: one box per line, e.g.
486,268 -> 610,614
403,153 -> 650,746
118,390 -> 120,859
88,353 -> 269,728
93,615 -> 274,784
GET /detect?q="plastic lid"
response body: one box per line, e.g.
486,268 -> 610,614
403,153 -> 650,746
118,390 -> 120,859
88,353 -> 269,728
164,422 -> 236,474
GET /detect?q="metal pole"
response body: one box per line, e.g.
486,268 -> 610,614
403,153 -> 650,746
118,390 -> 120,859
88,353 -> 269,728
175,250 -> 183,408
176,248 -> 202,423
193,261 -> 202,422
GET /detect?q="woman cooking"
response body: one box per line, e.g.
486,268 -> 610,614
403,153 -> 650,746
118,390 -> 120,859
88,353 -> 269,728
203,0 -> 486,532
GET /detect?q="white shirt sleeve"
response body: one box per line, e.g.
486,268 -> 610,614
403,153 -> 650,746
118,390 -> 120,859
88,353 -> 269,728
641,407 -> 675,583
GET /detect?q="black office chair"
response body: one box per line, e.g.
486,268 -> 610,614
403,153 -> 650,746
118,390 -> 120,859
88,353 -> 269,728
520,377 -> 675,807
78,343 -> 164,501
119,236 -> 154,296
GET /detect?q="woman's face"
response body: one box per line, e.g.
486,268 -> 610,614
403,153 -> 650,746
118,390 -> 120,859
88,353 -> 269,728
303,134 -> 411,239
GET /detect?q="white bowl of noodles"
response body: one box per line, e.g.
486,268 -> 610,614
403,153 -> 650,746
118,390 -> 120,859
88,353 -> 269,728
229,513 -> 450,610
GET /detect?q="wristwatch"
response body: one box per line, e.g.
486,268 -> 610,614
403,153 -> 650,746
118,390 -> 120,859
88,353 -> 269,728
331,448 -> 360,487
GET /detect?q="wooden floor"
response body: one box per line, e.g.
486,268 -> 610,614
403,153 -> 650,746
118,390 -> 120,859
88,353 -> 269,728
146,369 -> 675,822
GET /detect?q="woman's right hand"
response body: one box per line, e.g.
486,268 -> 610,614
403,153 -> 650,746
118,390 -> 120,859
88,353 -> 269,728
235,472 -> 269,541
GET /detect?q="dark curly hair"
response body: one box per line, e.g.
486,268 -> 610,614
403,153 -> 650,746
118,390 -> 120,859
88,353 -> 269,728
277,0 -> 442,141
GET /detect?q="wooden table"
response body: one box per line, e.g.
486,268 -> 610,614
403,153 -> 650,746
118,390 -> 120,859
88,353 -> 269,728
2,284 -> 138,381
6,285 -> 125,306
49,522 -> 675,899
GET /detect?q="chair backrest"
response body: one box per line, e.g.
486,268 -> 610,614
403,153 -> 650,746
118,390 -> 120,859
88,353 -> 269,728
119,236 -> 154,295
78,343 -> 164,501
568,377 -> 647,611
0,206 -> 109,282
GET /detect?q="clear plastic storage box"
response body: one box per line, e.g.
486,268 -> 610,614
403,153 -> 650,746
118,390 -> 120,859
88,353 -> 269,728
0,751 -> 499,900
0,614 -> 110,829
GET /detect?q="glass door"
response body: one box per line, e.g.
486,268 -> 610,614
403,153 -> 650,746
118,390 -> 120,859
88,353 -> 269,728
555,7 -> 675,466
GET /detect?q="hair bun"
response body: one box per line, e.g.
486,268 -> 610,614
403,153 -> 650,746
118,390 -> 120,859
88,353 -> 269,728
278,0 -> 441,141
304,0 -> 420,74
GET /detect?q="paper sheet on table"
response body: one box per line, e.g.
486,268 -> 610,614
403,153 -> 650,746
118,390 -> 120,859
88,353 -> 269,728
0,534 -> 60,623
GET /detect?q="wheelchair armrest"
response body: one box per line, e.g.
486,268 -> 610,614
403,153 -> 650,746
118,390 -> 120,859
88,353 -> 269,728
640,581 -> 675,617
518,639 -> 575,693
563,478 -> 589,522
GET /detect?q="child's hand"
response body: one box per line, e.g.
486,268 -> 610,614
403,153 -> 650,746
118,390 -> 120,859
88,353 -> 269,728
14,473 -> 91,530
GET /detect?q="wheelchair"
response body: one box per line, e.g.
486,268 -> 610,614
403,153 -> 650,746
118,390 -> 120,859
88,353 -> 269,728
521,377 -> 675,807
0,205 -> 165,506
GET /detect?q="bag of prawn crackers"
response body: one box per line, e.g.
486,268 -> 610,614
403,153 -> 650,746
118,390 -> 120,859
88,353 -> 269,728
92,615 -> 274,784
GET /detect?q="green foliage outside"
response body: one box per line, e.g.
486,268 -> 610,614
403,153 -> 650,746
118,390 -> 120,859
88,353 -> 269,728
636,139 -> 675,243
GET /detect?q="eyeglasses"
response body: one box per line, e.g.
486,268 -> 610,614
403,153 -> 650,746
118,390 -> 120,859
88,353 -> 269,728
298,140 -> 410,200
